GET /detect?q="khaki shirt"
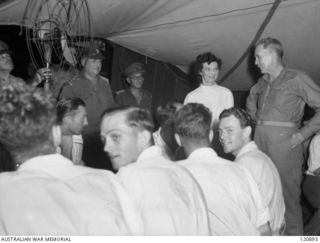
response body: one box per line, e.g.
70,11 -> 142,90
246,68 -> 320,140
59,72 -> 114,126
115,88 -> 152,113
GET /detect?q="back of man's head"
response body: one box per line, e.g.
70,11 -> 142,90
156,101 -> 182,127
174,103 -> 212,139
0,82 -> 56,160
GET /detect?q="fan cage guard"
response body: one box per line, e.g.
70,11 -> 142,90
23,0 -> 93,71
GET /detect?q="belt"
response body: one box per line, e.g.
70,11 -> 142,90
256,120 -> 297,128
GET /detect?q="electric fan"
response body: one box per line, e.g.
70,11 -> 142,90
22,0 -> 92,92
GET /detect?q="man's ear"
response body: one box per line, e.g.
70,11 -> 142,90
52,125 -> 62,147
62,116 -> 72,130
209,129 -> 214,143
80,57 -> 87,67
138,130 -> 152,147
174,133 -> 182,146
243,126 -> 252,140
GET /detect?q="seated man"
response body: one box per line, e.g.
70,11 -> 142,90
100,106 -> 210,235
153,101 -> 182,160
115,62 -> 152,113
174,103 -> 271,235
303,131 -> 320,235
218,107 -> 285,235
56,97 -> 88,165
0,82 -> 143,235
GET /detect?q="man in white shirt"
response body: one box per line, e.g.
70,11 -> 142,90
218,107 -> 285,235
56,97 -> 88,165
303,131 -> 320,234
100,106 -> 210,235
0,82 -> 143,235
174,103 -> 271,235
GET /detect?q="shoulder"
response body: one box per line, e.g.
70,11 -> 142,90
143,88 -> 152,98
99,75 -> 110,84
76,166 -> 119,184
185,87 -> 201,99
216,85 -> 233,95
284,68 -> 314,83
116,89 -> 126,95
115,89 -> 130,99
62,74 -> 82,88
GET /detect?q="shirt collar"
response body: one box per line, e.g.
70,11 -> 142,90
136,145 -> 164,163
200,84 -> 217,89
188,147 -> 218,160
235,141 -> 258,160
18,154 -> 73,172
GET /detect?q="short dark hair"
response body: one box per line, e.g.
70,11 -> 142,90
174,103 -> 212,139
219,107 -> 256,139
156,101 -> 182,126
0,81 -> 56,155
195,52 -> 222,74
56,97 -> 86,124
102,106 -> 154,133
256,37 -> 284,58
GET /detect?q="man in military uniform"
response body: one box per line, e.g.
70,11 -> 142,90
0,40 -> 24,85
246,37 -> 320,235
59,47 -> 114,170
115,62 -> 152,113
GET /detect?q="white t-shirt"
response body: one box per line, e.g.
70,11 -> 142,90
184,84 -> 234,126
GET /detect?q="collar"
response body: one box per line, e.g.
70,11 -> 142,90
136,146 -> 164,163
188,147 -> 218,160
18,154 -> 73,172
262,67 -> 296,85
199,84 -> 218,89
235,141 -> 258,160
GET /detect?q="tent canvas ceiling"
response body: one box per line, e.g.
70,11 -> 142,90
0,0 -> 319,91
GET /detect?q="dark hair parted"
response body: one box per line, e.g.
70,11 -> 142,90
0,81 -> 56,153
219,107 -> 256,139
256,37 -> 284,58
102,106 -> 154,133
56,97 -> 86,124
195,52 -> 222,74
174,103 -> 212,139
156,101 -> 182,126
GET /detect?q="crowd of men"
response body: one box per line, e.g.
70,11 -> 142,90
0,37 -> 320,236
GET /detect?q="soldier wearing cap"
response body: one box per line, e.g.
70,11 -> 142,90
59,46 -> 114,169
0,40 -> 24,85
115,62 -> 152,113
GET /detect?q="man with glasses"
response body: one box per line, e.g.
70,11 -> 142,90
115,62 -> 152,113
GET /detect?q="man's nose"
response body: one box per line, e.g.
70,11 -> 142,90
219,131 -> 226,141
83,117 -> 88,126
103,137 -> 112,152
